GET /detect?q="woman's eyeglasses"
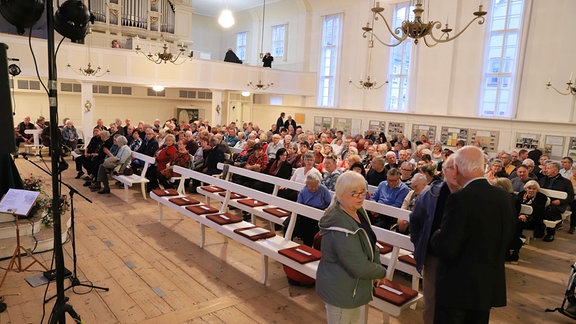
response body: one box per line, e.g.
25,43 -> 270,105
350,190 -> 366,198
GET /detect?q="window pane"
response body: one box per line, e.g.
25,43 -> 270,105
479,0 -> 524,118
318,15 -> 342,107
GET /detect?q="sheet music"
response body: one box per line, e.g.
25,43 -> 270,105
0,189 -> 40,216
379,284 -> 403,296
241,227 -> 269,236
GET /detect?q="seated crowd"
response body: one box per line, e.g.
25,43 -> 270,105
18,113 -> 576,259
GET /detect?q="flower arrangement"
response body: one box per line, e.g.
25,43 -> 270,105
22,174 -> 70,227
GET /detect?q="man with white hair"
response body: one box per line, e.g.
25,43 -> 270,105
430,146 -> 515,323
266,134 -> 283,160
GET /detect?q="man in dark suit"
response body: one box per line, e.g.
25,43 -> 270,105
538,161 -> 574,242
430,146 -> 515,324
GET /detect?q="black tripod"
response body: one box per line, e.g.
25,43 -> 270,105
21,155 -> 109,303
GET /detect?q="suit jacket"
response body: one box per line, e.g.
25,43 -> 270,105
430,178 -> 515,311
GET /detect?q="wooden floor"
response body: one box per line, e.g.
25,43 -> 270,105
1,155 -> 575,323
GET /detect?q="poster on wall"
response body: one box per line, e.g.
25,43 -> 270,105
368,120 -> 386,134
515,133 -> 541,150
177,108 -> 200,124
544,135 -> 565,160
469,129 -> 499,153
387,122 -> 405,138
440,127 -> 469,147
333,118 -> 353,135
567,137 -> 576,159
351,119 -> 363,137
314,116 -> 332,132
411,124 -> 437,143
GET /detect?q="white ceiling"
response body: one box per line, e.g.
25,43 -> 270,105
191,0 -> 280,17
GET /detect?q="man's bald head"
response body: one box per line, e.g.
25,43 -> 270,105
453,146 -> 485,183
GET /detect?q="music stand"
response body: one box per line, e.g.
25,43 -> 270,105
0,189 -> 48,288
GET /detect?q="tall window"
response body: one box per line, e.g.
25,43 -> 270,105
236,32 -> 247,62
480,0 -> 525,117
318,14 -> 342,107
271,24 -> 286,58
387,3 -> 414,112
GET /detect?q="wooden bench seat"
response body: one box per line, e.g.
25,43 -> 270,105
111,151 -> 155,201
540,188 -> 571,230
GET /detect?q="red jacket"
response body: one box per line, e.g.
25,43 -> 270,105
154,145 -> 177,172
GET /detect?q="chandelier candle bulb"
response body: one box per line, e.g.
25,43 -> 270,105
570,72 -> 574,83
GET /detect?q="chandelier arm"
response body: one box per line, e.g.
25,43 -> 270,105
367,31 -> 404,47
427,16 -> 486,44
375,12 -> 408,43
422,36 -> 440,48
547,84 -> 572,96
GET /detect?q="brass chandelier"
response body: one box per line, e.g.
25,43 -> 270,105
134,36 -> 193,65
363,1 -> 487,48
67,29 -> 110,77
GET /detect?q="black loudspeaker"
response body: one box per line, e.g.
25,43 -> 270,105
54,0 -> 91,42
0,0 -> 45,35
0,43 -> 16,154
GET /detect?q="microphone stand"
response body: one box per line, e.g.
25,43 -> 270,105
20,154 -> 109,302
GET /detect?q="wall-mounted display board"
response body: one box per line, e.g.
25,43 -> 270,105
351,119 -> 363,137
368,120 -> 386,134
469,129 -> 499,152
411,124 -> 437,143
544,135 -> 565,160
314,116 -> 332,132
333,118 -> 353,135
387,122 -> 406,138
567,137 -> 576,160
440,127 -> 469,147
515,133 -> 541,150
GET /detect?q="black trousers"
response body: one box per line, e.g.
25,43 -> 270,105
434,306 -> 490,324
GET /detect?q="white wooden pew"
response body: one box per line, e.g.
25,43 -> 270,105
539,188 -> 571,230
111,151 -> 155,201
153,166 -> 422,322
196,163 -> 307,227
520,204 -> 534,244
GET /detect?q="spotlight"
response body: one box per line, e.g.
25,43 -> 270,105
0,0 -> 45,35
8,64 -> 20,77
54,0 -> 91,42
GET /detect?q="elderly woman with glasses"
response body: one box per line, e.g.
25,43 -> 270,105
316,171 -> 386,323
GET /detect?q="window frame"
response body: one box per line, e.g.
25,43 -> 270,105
236,31 -> 248,62
478,0 -> 529,118
386,2 -> 415,112
271,24 -> 288,60
317,13 -> 344,108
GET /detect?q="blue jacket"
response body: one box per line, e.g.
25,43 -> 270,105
409,180 -> 446,274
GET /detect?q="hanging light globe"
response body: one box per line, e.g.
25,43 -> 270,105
218,9 -> 235,28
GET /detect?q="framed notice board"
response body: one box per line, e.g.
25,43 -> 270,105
387,122 -> 405,138
411,124 -> 436,143
314,116 -> 332,132
469,129 -> 499,152
440,127 -> 469,147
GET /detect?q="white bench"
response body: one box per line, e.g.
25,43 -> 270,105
154,166 -> 422,322
111,151 -> 155,201
362,200 -> 420,292
520,204 -> 534,244
540,188 -> 571,230
196,163 -> 307,227
24,129 -> 44,157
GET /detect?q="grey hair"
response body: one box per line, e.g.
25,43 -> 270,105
305,172 -> 321,183
100,130 -> 110,138
523,158 -> 534,167
453,146 -> 485,178
333,171 -> 366,202
547,161 -> 561,171
411,173 -> 427,185
524,180 -> 540,191
304,152 -> 315,161
116,135 -> 128,146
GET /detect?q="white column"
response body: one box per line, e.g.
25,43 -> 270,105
211,90 -> 223,126
81,81 -> 95,144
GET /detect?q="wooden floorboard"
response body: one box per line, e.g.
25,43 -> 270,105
1,156 -> 575,323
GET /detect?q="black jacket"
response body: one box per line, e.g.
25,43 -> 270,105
431,178 -> 515,311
